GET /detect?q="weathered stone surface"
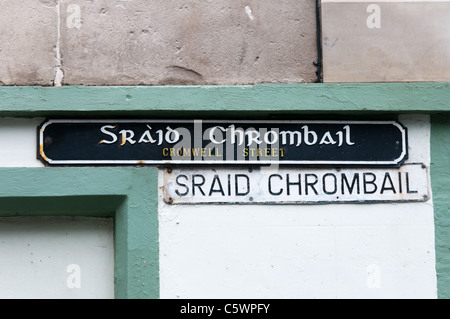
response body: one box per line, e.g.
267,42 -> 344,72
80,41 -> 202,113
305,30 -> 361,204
0,0 -> 58,86
322,1 -> 450,82
60,0 -> 318,85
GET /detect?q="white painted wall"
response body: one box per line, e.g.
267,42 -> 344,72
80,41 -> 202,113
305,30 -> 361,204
159,115 -> 437,299
0,217 -> 114,299
0,118 -> 44,167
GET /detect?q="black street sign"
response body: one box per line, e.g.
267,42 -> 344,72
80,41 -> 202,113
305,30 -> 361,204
38,119 -> 408,167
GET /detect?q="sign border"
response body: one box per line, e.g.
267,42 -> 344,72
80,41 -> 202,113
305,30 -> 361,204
163,163 -> 430,205
38,119 -> 408,167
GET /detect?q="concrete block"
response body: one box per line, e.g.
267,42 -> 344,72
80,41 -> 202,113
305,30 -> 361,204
0,0 -> 58,86
321,0 -> 450,82
60,0 -> 318,85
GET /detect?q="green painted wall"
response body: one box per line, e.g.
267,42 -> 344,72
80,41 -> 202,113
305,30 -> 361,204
431,114 -> 450,299
0,167 -> 159,299
0,83 -> 450,118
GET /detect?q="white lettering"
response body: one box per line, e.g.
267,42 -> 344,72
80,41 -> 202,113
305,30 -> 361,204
229,125 -> 245,146
344,125 -> 355,146
119,130 -> 136,146
245,130 -> 262,146
180,303 -> 214,316
280,131 -> 302,146
165,126 -> 180,144
264,130 -> 279,145
99,125 -> 118,144
320,131 -> 337,145
302,125 -> 318,146
138,125 -> 157,144
209,126 -> 227,144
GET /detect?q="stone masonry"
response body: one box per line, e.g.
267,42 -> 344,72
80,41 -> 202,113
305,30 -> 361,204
0,0 -> 319,86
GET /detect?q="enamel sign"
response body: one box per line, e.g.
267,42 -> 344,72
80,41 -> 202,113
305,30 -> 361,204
38,120 -> 408,166
163,164 -> 429,205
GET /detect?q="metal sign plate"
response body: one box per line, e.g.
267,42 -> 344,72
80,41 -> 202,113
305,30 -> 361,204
163,164 -> 429,205
38,119 -> 407,166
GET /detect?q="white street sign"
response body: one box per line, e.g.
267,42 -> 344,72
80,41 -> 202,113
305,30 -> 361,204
163,164 -> 429,205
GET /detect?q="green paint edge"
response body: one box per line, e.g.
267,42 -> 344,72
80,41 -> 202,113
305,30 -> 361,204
0,167 -> 159,299
1,83 -> 450,117
431,115 -> 450,299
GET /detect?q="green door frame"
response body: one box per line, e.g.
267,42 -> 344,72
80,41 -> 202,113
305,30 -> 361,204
0,167 -> 159,299
0,83 -> 449,298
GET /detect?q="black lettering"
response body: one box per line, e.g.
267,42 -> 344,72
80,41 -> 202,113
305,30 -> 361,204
406,172 -> 418,194
175,174 -> 189,196
268,174 -> 283,196
305,174 -> 319,195
235,174 -> 250,196
323,173 -> 337,195
341,173 -> 360,195
209,175 -> 225,196
192,174 -> 206,196
363,173 -> 377,194
287,174 -> 301,196
380,173 -> 396,194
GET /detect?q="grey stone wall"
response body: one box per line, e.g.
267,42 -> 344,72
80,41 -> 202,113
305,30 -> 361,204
0,0 -> 319,86
321,1 -> 450,82
0,0 -> 58,86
